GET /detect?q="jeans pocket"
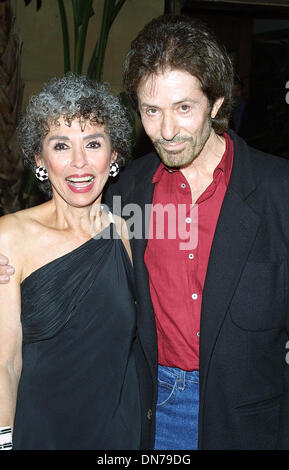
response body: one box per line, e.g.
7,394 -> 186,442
157,368 -> 177,408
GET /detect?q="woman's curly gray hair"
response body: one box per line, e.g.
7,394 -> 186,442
17,73 -> 132,196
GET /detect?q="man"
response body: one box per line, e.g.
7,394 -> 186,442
1,15 -> 289,450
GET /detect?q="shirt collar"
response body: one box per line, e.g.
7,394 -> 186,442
152,161 -> 174,183
213,132 -> 233,186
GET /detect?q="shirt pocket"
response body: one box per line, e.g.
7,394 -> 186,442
229,261 -> 286,331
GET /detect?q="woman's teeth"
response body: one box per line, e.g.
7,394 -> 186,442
67,176 -> 94,182
66,176 -> 94,187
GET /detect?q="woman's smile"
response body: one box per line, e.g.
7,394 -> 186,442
65,174 -> 96,192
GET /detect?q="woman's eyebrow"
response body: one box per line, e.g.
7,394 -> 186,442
47,133 -> 105,143
47,135 -> 70,142
83,133 -> 105,141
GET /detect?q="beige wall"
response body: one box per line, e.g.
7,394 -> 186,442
14,0 -> 164,104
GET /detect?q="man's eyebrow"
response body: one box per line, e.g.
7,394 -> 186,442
139,103 -> 158,108
140,98 -> 198,108
173,98 -> 198,104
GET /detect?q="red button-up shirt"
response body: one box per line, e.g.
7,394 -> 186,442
144,133 -> 234,371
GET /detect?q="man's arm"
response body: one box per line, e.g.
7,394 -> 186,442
0,277 -> 22,429
0,255 -> 15,284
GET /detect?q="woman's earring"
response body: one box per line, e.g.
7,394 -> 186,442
35,166 -> 49,181
109,161 -> 120,177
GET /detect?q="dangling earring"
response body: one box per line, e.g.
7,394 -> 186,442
35,166 -> 49,181
109,161 -> 120,177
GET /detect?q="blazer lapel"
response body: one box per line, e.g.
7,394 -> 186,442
129,154 -> 159,259
199,131 -> 261,400
199,189 -> 260,379
130,160 -> 159,371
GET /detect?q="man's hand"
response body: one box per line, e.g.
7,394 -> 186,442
0,255 -> 15,283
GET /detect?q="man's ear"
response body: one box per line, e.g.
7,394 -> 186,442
211,97 -> 224,119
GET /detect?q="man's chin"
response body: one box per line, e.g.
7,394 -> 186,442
156,148 -> 195,168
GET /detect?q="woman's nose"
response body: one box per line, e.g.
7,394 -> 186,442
70,148 -> 87,168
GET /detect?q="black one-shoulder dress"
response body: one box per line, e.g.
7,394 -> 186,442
13,222 -> 140,450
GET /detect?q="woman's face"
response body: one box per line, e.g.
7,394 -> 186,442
37,117 -> 117,208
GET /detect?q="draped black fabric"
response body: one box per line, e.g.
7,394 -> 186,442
13,227 -> 141,449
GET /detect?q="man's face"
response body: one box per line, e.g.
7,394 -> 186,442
137,69 -> 222,168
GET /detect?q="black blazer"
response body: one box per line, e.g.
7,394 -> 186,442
104,130 -> 289,450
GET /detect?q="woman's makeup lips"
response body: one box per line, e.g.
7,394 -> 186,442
65,174 -> 95,193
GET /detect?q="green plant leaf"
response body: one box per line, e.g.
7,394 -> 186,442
58,0 -> 71,73
72,0 -> 94,27
23,0 -> 42,10
89,0 -> 114,80
71,0 -> 80,48
118,91 -> 136,162
110,0 -> 127,26
74,0 -> 93,74
87,41 -> 98,78
72,0 -> 81,27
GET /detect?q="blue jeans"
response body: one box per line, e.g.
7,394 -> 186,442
154,365 -> 199,450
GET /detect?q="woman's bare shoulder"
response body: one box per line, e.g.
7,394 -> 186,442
0,203 -> 49,249
0,212 -> 23,242
111,214 -> 132,264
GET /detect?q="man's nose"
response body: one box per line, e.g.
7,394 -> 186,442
161,112 -> 179,141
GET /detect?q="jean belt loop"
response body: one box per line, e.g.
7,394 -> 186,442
178,369 -> 185,390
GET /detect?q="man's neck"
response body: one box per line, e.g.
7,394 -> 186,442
180,131 -> 226,204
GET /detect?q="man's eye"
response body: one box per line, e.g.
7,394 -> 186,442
179,104 -> 190,112
54,142 -> 67,150
147,108 -> 158,116
87,141 -> 100,149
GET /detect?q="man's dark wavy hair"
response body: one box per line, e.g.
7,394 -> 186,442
123,15 -> 234,134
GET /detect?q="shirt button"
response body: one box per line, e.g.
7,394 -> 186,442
192,293 -> 198,300
181,183 -> 186,189
188,253 -> 194,260
185,217 -> 191,224
197,331 -> 200,337
147,409 -> 152,420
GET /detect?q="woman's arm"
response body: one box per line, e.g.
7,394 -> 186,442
0,216 -> 23,447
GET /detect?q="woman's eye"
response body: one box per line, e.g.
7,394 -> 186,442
54,142 -> 67,151
87,141 -> 100,149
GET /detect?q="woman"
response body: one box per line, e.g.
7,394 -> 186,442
0,73 -> 140,450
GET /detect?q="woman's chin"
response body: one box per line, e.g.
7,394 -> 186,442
52,186 -> 102,209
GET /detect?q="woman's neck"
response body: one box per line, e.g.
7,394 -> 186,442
45,196 -> 104,238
